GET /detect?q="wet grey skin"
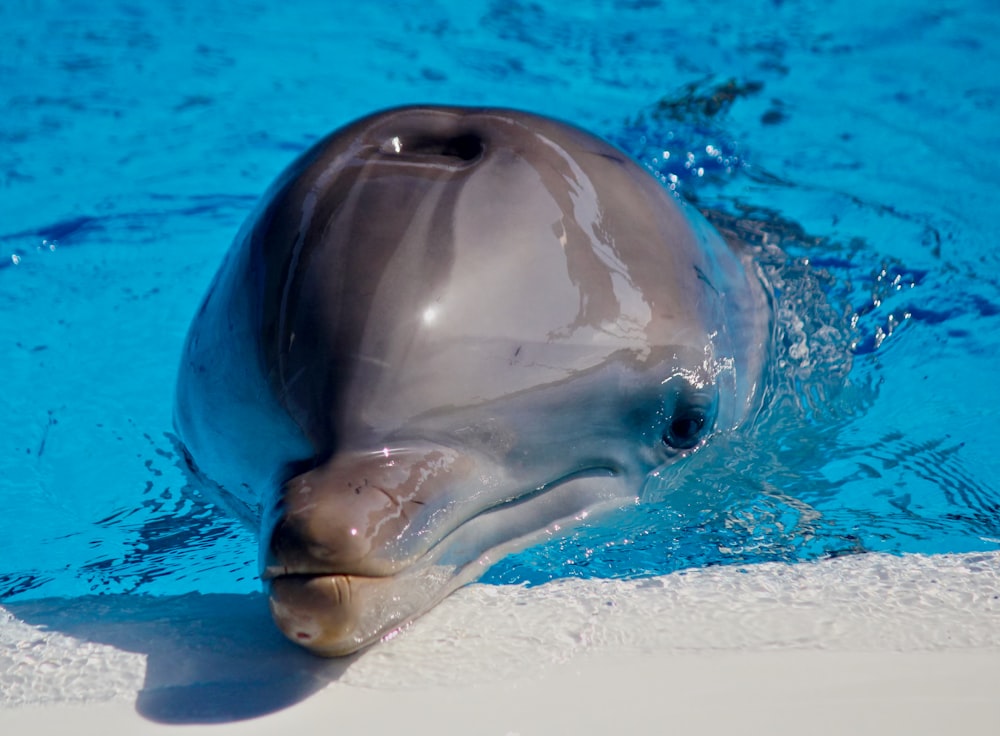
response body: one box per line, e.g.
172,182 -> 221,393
174,106 -> 772,656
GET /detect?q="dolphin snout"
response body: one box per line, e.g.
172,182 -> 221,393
265,470 -> 404,579
263,443 -> 500,655
262,443 -> 634,655
264,445 -> 481,579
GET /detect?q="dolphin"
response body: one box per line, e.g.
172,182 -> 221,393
174,105 -> 772,656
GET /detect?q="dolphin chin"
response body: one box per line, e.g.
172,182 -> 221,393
266,572 -> 458,657
174,104 -> 771,655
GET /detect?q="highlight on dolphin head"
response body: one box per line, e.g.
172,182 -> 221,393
174,106 -> 772,656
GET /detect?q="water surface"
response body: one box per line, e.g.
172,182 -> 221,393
1,0 -> 998,599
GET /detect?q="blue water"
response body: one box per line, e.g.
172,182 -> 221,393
2,0 -> 998,600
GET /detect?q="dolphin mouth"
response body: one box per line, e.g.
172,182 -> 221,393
265,572 -> 420,656
264,568 -> 471,657
263,466 -> 624,656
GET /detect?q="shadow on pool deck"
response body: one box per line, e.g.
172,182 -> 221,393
5,593 -> 354,724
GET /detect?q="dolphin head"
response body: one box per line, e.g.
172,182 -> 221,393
176,106 -> 770,655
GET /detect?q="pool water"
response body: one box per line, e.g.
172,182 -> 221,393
1,0 -> 998,600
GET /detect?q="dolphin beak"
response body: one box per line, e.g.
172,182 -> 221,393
261,444 -> 492,654
262,445 -> 627,656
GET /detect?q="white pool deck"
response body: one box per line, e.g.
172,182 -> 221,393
2,551 -> 999,734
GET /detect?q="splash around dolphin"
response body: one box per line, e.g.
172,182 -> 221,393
174,106 -> 772,656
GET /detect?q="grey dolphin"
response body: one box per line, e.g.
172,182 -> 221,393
174,105 -> 772,656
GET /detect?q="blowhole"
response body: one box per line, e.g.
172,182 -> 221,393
385,132 -> 485,162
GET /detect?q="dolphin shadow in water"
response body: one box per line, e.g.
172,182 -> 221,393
4,593 -> 353,723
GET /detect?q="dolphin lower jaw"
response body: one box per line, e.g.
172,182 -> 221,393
264,471 -> 630,656
267,568 -> 462,657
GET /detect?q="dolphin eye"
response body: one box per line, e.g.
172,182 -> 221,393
662,407 -> 708,450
